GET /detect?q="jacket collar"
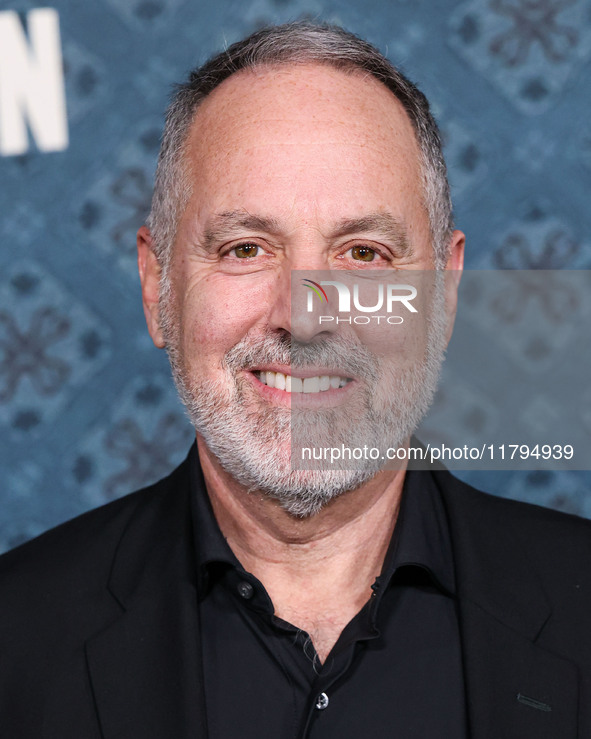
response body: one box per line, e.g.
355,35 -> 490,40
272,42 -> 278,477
85,452 -> 208,739
435,468 -> 550,638
434,469 -> 578,739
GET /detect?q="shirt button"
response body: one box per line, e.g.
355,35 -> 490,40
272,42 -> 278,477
237,581 -> 254,599
315,692 -> 329,710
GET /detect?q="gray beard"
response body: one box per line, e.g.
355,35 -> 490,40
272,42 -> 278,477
162,280 -> 447,518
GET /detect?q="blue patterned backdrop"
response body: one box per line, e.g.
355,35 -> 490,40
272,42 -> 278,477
1,0 -> 590,553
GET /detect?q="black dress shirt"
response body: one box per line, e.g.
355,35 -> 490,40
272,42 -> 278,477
190,452 -> 468,738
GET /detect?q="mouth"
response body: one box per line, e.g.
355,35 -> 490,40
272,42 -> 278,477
252,370 -> 353,394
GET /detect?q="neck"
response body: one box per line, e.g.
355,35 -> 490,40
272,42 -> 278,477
196,435 -> 407,661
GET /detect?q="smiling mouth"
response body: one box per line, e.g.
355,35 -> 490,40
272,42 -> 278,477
253,370 -> 352,394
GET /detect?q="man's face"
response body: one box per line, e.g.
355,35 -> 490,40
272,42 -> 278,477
139,63 -> 463,516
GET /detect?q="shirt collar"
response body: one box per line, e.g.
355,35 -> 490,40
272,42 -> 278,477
189,445 -> 239,598
379,467 -> 456,596
189,444 -> 455,599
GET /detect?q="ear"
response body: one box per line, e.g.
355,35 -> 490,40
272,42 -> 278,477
137,225 -> 166,349
443,229 -> 465,345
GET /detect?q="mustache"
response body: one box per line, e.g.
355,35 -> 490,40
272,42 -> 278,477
223,331 -> 378,377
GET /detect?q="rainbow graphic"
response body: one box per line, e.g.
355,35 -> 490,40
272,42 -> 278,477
302,278 -> 329,303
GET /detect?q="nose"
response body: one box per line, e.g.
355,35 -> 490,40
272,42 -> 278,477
267,263 -> 339,343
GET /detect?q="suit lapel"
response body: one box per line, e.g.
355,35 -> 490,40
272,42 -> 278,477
436,471 -> 579,738
85,581 -> 206,739
85,458 -> 208,739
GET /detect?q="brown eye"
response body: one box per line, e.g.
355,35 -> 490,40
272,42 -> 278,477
232,243 -> 260,258
351,245 -> 375,262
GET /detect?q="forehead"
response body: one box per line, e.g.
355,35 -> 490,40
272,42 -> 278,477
181,63 -> 425,226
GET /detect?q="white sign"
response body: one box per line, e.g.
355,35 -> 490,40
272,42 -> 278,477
0,8 -> 68,156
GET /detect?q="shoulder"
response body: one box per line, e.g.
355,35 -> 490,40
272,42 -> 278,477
0,454 -> 191,614
435,469 -> 591,587
435,468 -> 591,536
0,452 -> 193,730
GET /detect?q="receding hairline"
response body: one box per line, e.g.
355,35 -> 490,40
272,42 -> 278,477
179,59 -> 421,167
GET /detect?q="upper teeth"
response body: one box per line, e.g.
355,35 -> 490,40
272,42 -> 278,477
256,371 -> 349,393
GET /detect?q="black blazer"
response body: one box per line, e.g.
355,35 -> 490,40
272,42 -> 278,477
1,448 -> 591,738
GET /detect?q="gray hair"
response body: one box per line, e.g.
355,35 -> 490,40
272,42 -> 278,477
147,21 -> 454,272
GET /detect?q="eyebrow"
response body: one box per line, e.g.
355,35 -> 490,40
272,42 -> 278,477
201,209 -> 413,258
202,211 -> 282,252
328,213 -> 413,258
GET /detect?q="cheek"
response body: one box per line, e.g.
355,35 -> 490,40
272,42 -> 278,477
350,276 -> 435,365
178,275 -> 272,368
